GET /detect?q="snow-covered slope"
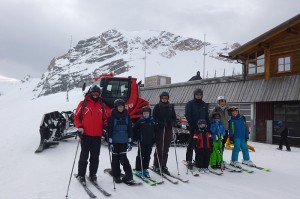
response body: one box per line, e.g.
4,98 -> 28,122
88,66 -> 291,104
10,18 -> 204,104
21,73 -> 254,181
33,29 -> 240,98
1,79 -> 299,199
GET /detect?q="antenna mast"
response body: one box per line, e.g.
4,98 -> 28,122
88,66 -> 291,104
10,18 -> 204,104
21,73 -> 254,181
203,34 -> 207,79
144,50 -> 147,83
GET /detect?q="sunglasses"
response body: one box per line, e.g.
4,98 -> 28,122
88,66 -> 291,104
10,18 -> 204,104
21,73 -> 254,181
161,96 -> 169,100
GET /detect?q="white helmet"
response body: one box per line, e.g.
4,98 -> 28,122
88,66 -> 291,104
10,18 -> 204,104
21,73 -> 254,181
217,96 -> 226,103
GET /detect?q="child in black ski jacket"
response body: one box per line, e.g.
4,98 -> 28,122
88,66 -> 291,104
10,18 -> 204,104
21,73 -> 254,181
133,106 -> 157,178
193,119 -> 211,173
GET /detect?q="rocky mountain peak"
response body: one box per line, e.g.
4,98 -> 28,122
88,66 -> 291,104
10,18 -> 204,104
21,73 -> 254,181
33,29 -> 239,98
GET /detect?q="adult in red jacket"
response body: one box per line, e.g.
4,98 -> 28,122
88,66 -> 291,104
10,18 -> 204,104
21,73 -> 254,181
74,85 -> 107,184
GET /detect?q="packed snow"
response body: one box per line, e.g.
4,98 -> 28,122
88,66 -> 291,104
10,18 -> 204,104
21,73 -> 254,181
0,78 -> 299,199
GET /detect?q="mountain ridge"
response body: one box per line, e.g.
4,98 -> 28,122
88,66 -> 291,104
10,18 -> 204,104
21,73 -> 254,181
33,29 -> 240,98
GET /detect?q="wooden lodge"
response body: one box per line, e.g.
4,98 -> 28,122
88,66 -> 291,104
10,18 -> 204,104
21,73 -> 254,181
140,14 -> 300,146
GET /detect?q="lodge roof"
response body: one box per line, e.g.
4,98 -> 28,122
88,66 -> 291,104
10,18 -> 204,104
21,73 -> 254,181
228,14 -> 300,58
140,75 -> 300,105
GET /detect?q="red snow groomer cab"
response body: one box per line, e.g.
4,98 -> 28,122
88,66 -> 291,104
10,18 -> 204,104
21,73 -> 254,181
93,72 -> 149,121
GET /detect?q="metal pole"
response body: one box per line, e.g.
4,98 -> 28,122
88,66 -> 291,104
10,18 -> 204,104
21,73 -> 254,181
108,147 -> 116,190
144,50 -> 147,84
173,133 -> 180,176
65,138 -> 80,198
203,34 -> 206,79
155,145 -> 164,183
138,141 -> 144,176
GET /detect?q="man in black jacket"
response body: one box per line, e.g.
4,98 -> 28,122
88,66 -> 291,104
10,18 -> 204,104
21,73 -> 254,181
276,121 -> 291,151
152,91 -> 177,175
185,88 -> 209,169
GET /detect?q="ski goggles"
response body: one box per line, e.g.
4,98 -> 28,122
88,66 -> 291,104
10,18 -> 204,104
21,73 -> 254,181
91,92 -> 100,97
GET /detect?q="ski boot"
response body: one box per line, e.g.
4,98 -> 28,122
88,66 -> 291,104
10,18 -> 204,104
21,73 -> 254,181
242,160 -> 256,167
114,176 -> 122,184
89,174 -> 97,182
122,174 -> 134,185
135,170 -> 143,177
230,161 -> 242,169
143,169 -> 150,178
162,167 -> 170,175
77,175 -> 86,186
187,161 -> 194,170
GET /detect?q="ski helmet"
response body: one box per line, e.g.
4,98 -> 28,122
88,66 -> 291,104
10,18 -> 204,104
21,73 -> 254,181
217,96 -> 226,103
212,112 -> 221,119
114,99 -> 125,108
141,106 -> 152,115
91,85 -> 101,94
277,121 -> 283,125
228,106 -> 238,116
229,106 -> 238,112
193,88 -> 203,96
159,91 -> 169,99
197,119 -> 206,125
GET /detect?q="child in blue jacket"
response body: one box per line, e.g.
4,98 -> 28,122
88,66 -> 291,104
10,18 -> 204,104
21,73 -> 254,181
228,106 -> 255,168
210,113 -> 225,170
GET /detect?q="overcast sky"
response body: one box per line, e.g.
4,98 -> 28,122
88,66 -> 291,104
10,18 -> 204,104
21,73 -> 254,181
0,0 -> 299,80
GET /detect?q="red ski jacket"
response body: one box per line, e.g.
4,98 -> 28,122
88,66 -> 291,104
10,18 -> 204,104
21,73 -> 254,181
193,130 -> 211,149
74,95 -> 108,136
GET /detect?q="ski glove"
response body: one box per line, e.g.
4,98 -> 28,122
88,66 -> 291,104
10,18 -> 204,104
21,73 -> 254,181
192,135 -> 198,149
108,138 -> 114,152
127,138 -> 132,152
78,128 -> 84,134
77,128 -> 84,139
127,143 -> 132,152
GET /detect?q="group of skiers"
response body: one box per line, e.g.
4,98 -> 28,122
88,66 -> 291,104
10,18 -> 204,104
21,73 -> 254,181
184,89 -> 255,173
73,85 -> 258,185
73,86 -> 176,185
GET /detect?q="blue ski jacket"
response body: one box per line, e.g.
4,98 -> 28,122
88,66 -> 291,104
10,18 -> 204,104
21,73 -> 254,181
229,114 -> 249,140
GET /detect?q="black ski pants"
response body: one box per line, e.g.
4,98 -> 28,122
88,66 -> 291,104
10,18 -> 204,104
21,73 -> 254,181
78,135 -> 102,177
279,136 -> 291,151
153,127 -> 173,168
135,143 -> 153,171
222,130 -> 229,153
186,129 -> 195,162
195,148 -> 211,168
111,143 -> 133,178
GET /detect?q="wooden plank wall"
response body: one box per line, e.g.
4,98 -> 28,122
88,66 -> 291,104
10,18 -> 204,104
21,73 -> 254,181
256,102 -> 273,143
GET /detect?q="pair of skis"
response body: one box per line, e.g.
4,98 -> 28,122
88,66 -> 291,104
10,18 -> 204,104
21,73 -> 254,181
182,160 -> 200,176
74,174 -> 111,198
103,168 -> 143,186
241,162 -> 271,172
132,170 -> 163,186
224,161 -> 254,173
183,160 -> 223,176
149,166 -> 189,184
224,161 -> 270,173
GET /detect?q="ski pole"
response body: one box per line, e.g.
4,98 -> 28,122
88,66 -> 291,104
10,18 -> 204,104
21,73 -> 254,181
155,145 -> 164,183
173,132 -> 180,176
108,145 -> 116,190
65,137 -> 80,198
161,122 -> 166,172
138,141 -> 144,176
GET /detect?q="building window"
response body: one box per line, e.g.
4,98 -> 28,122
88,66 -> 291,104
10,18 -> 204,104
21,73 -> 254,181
278,56 -> 291,72
247,51 -> 265,75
